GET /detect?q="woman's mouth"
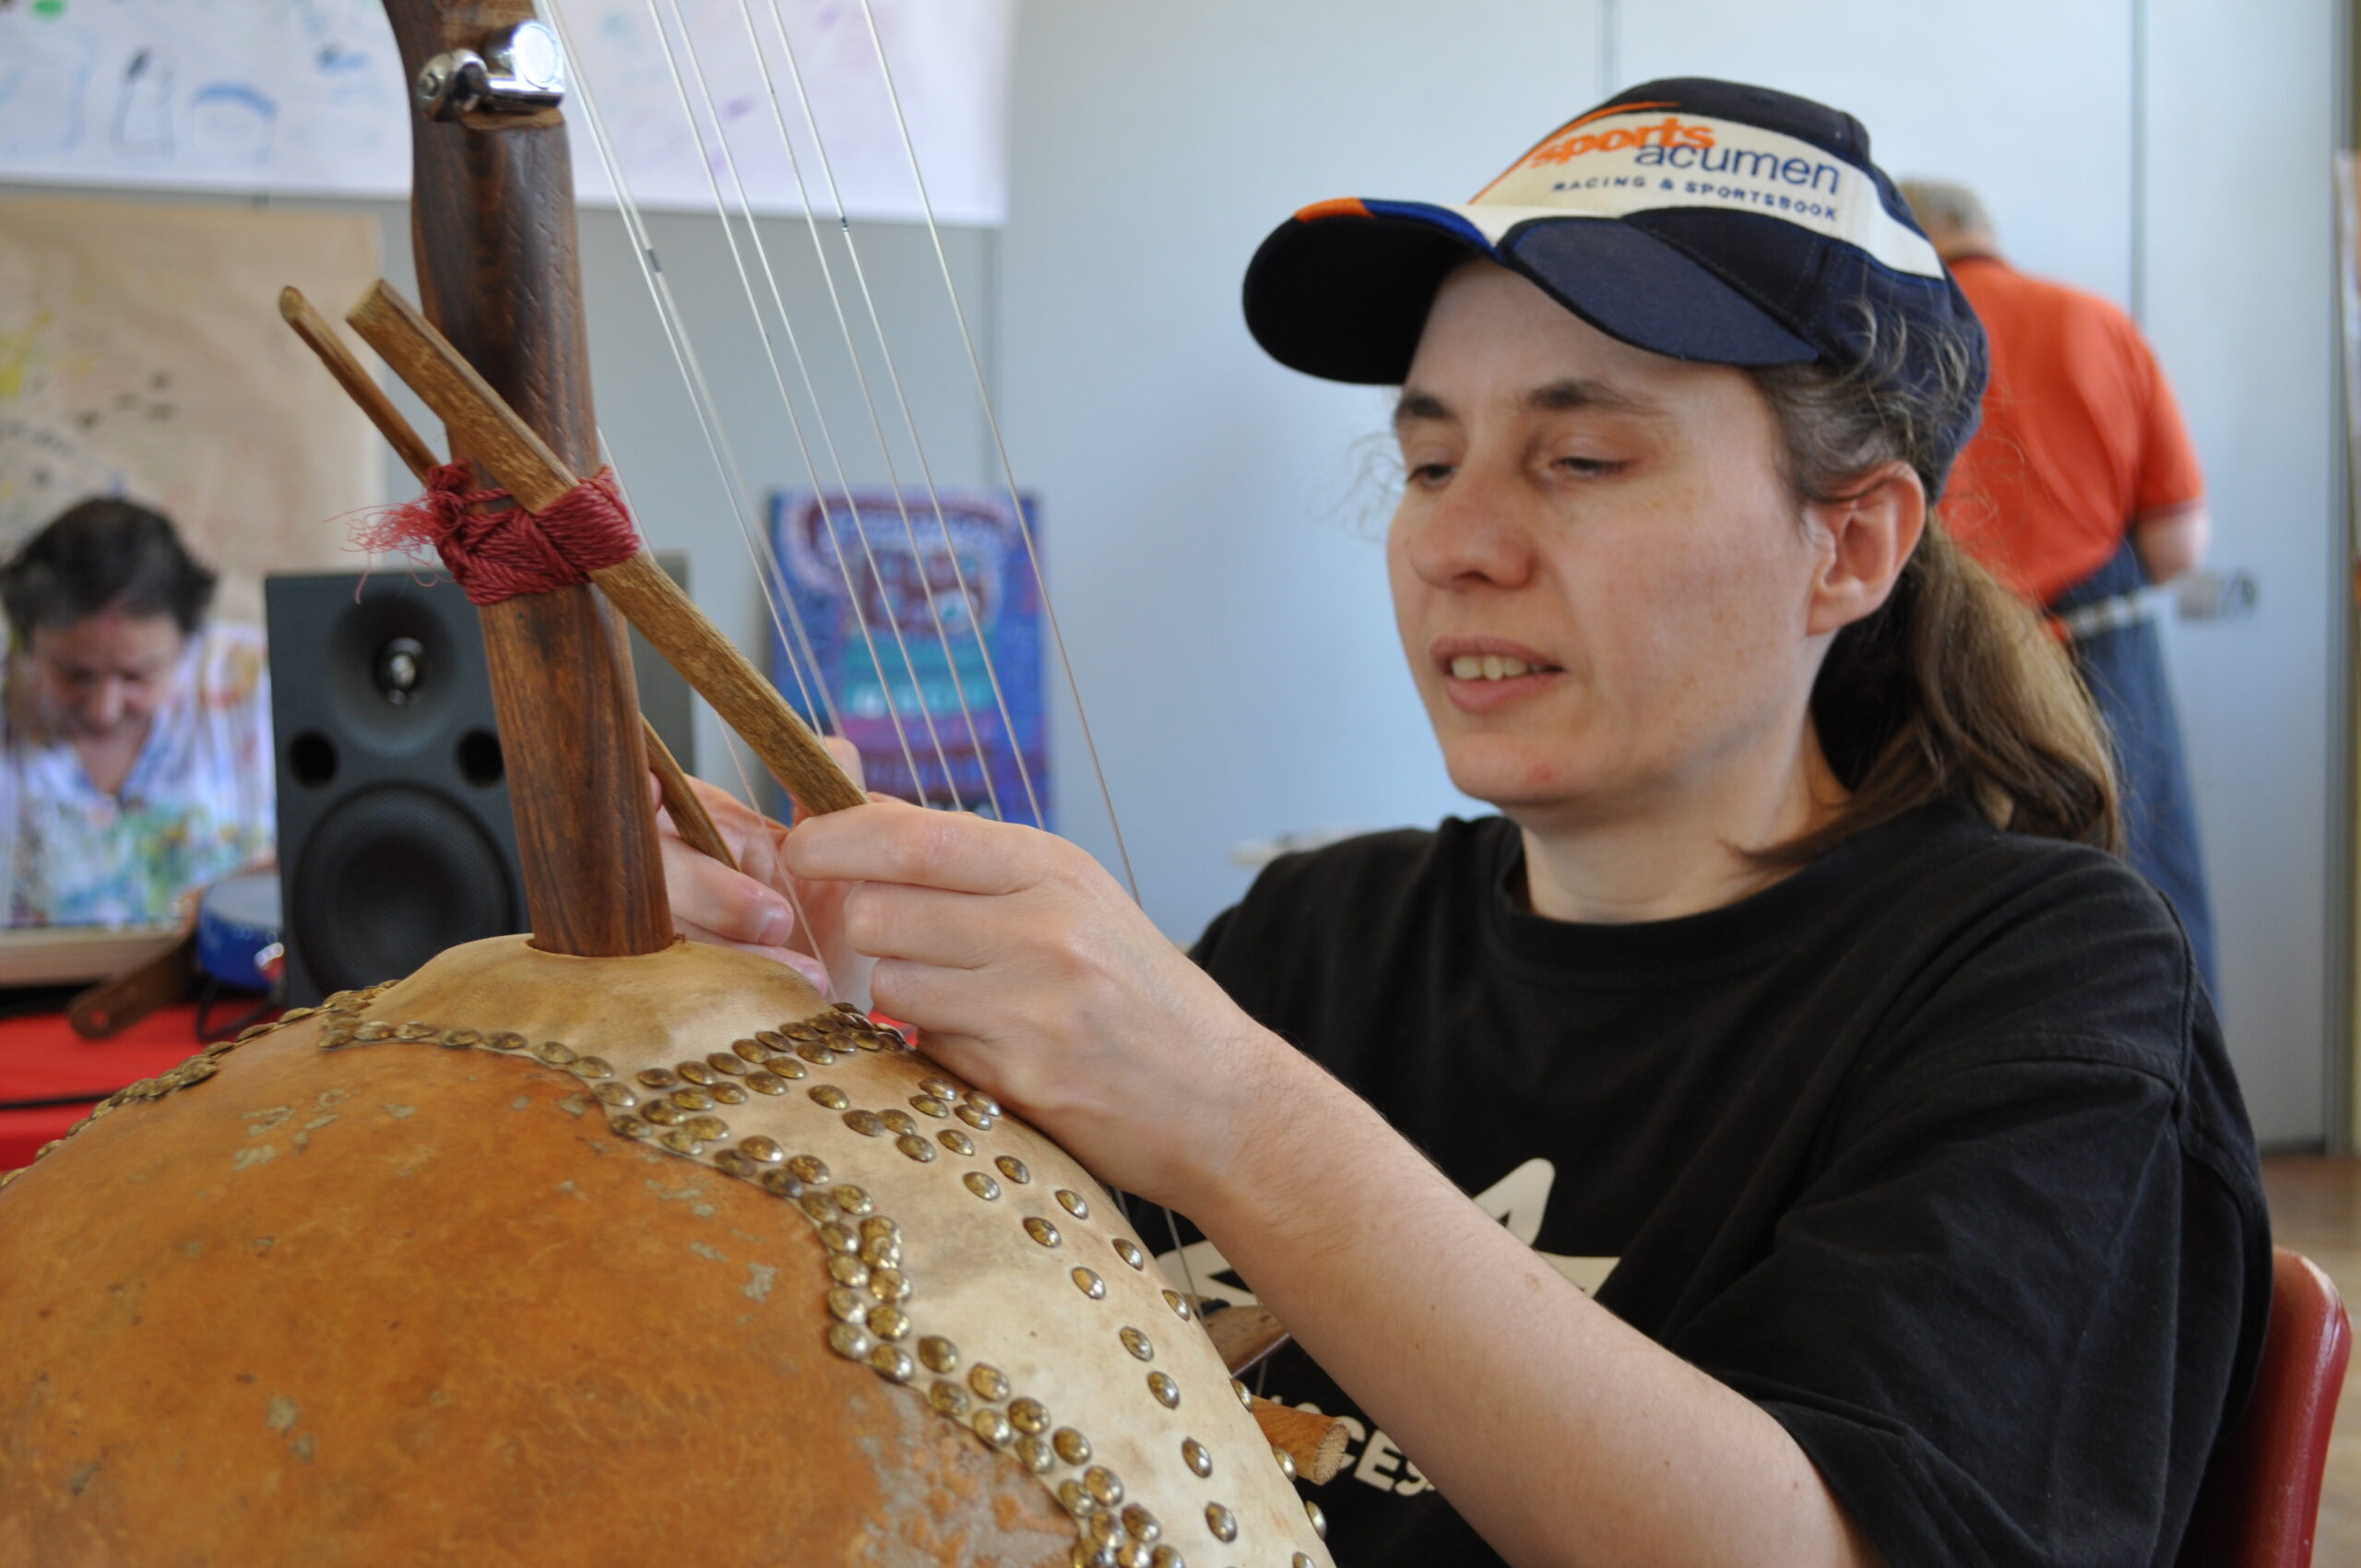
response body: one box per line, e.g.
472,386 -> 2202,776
1433,641 -> 1562,712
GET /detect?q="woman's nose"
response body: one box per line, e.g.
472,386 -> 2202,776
1404,467 -> 1537,591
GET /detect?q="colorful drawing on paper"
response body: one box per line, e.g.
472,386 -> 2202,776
0,0 -> 1013,223
769,489 -> 1047,828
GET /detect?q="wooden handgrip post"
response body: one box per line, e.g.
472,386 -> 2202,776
346,279 -> 867,819
1250,1398 -> 1351,1485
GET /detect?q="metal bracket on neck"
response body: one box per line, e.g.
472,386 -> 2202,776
416,19 -> 566,121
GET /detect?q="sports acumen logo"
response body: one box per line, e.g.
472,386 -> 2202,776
1525,114 -> 1714,164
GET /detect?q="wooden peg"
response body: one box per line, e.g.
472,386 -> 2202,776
642,719 -> 737,873
344,279 -> 868,819
279,287 -> 441,482
1250,1399 -> 1351,1486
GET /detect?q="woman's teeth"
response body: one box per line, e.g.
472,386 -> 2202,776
1451,655 -> 1534,681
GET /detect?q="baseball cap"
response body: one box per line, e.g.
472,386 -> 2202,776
1242,77 -> 1986,464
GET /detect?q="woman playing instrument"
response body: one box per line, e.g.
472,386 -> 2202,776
0,497 -> 272,928
665,79 -> 2266,1568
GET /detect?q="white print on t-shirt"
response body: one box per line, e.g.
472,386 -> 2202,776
1152,1158 -> 1619,1499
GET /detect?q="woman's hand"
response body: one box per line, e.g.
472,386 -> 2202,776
779,801 -> 1299,1208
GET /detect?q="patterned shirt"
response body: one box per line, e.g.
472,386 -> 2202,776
0,623 -> 274,928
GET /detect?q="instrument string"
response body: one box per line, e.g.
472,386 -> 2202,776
746,0 -> 1029,829
848,0 -> 1141,899
632,0 -> 952,807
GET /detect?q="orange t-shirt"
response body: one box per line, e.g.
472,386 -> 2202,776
1940,255 -> 2205,605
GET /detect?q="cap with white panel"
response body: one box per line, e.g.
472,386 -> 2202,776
1241,77 -> 1987,477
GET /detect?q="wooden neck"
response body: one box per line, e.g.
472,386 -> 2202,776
382,0 -> 672,957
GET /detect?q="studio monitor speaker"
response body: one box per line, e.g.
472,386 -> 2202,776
266,572 -> 524,1006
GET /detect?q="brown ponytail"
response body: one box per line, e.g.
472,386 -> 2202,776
1746,313 -> 2120,862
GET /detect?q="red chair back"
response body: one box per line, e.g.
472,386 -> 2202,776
2177,1248 -> 2351,1568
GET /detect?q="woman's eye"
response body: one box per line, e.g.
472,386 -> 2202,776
1556,456 -> 1624,477
1406,461 -> 1455,485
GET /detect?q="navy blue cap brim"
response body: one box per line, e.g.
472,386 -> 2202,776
1243,200 -> 1820,386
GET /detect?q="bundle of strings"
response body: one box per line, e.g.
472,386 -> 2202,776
358,463 -> 641,606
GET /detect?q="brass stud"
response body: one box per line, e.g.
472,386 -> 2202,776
964,1087 -> 1003,1117
1057,1189 -> 1090,1219
1054,1427 -> 1091,1464
955,1104 -> 995,1131
1115,1540 -> 1148,1568
1204,1503 -> 1236,1544
868,1342 -> 915,1383
732,1038 -> 770,1062
706,1052 -> 747,1075
1087,1522 -> 1123,1558
820,1221 -> 860,1254
317,1028 -> 357,1051
788,1154 -> 830,1183
529,1039 -> 576,1064
685,1114 -> 730,1141
611,1116 -> 653,1141
940,1129 -> 976,1156
1121,1504 -> 1159,1542
744,1070 -> 789,1095
756,1029 -> 789,1051
1014,1434 -> 1054,1473
1271,1443 -> 1297,1480
1073,1267 -> 1107,1300
860,1215 -> 900,1242
971,1408 -> 1014,1448
569,1056 -> 612,1080
969,1363 -> 1011,1400
485,1030 -> 522,1051
918,1335 -> 959,1373
671,1087 -> 716,1111
996,1155 -> 1031,1183
919,1075 -> 960,1099
826,1287 -> 867,1324
1232,1379 -> 1253,1409
910,1094 -> 951,1118
929,1379 -> 969,1416
796,1041 -> 836,1065
810,1085 -> 849,1110
643,1101 -> 687,1127
1121,1326 -> 1154,1361
709,1082 -> 748,1105
440,1028 -> 482,1050
833,1184 -> 872,1216
1057,1479 -> 1095,1517
843,1110 -> 887,1137
758,1169 -> 804,1199
659,1128 -> 703,1156
322,989 -> 362,1012
869,1267 -> 910,1302
713,1148 -> 754,1178
1149,1549 -> 1184,1568
1025,1217 -> 1062,1248
1084,1466 -> 1124,1506
1304,1499 -> 1326,1539
896,1134 -> 937,1162
765,1057 -> 808,1080
676,1062 -> 717,1086
826,1255 -> 872,1289
800,1191 -> 838,1222
1147,1372 -> 1179,1408
964,1171 -> 1001,1201
828,1322 -> 873,1361
860,1233 -> 901,1268
1181,1438 -> 1212,1478
636,1067 -> 680,1088
878,1109 -> 918,1136
1293,1556 -> 1315,1568
1114,1239 -> 1145,1269
353,1021 -> 395,1042
739,1134 -> 785,1164
1162,1289 -> 1191,1320
1009,1396 -> 1050,1434
396,1020 -> 439,1041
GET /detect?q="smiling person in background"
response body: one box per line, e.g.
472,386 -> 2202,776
667,80 -> 2266,1567
0,497 -> 273,928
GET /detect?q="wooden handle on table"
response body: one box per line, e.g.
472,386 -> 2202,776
68,929 -> 198,1040
1250,1398 -> 1351,1486
344,280 -> 868,819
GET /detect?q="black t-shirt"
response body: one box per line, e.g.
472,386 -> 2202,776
1145,804 -> 2269,1568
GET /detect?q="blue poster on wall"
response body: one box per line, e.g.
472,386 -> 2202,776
766,488 -> 1049,829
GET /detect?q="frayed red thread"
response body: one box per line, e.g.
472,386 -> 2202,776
355,463 -> 639,606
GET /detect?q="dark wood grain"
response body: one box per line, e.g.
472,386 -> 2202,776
380,0 -> 670,957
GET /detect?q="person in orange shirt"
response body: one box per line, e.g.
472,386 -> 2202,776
1901,180 -> 2216,992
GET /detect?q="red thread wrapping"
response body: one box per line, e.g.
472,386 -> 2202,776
356,463 -> 640,606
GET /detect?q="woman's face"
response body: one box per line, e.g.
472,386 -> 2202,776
1387,261 -> 1839,831
25,607 -> 187,742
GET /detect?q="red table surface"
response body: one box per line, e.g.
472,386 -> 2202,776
0,1004 -> 231,1170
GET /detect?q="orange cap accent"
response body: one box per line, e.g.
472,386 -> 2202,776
1293,197 -> 1371,223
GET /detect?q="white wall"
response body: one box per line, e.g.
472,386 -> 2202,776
999,1 -> 2343,1143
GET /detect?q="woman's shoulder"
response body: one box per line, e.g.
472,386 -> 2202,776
187,623 -> 268,716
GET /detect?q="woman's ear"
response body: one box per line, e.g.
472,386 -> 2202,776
1805,461 -> 1926,636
